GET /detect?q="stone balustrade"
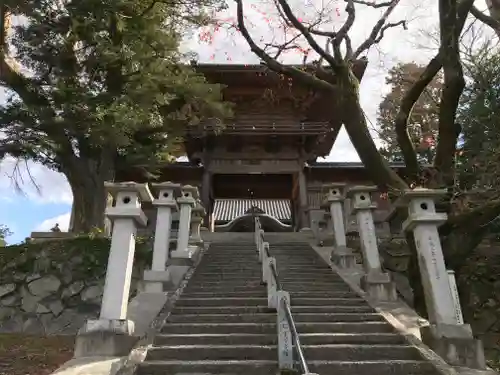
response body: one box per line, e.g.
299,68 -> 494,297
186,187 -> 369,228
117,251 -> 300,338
321,184 -> 487,370
74,181 -> 206,358
69,178 -> 486,370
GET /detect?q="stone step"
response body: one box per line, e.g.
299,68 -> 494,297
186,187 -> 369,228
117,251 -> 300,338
196,266 -> 262,272
193,270 -> 342,278
183,286 -> 266,291
182,284 -> 354,293
194,271 -> 263,277
201,253 -> 258,256
285,280 -> 353,287
188,278 -> 264,283
145,344 -> 422,362
181,291 -> 267,298
188,279 -> 265,290
175,297 -> 367,307
161,322 -> 395,334
202,251 -> 257,254
278,275 -> 344,282
189,274 -> 263,280
153,332 -> 407,346
180,290 -> 359,298
199,260 -> 257,263
171,305 -> 375,315
137,359 -> 439,375
167,313 -> 385,324
136,359 -> 276,374
196,264 -> 261,269
182,285 -> 272,293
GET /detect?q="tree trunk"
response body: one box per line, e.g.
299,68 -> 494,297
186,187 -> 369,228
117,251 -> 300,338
339,76 -> 408,192
487,0 -> 500,38
70,178 -> 107,233
63,155 -> 115,234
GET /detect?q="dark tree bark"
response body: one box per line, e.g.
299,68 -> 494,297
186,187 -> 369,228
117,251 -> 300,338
62,152 -> 115,233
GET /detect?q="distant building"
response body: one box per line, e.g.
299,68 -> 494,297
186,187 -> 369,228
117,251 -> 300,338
113,63 -> 408,234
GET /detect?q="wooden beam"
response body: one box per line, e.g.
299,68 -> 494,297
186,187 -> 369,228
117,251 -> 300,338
292,173 -> 299,200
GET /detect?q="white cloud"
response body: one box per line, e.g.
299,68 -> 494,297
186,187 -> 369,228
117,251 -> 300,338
34,212 -> 71,232
0,157 -> 73,205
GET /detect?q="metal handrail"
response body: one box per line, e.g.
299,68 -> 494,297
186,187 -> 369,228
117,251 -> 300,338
267,252 -> 282,292
282,297 -> 310,374
254,217 -> 310,374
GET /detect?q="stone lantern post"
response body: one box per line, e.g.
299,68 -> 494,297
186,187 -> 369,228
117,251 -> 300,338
322,183 -> 357,269
347,186 -> 397,301
189,201 -> 206,247
75,182 -> 152,357
170,185 -> 199,262
143,182 -> 180,293
399,188 -> 486,369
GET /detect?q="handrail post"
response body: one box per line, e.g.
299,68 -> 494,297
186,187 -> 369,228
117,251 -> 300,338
277,290 -> 293,370
261,242 -> 269,284
265,256 -> 277,308
259,238 -> 268,264
259,242 -> 269,283
254,218 -> 260,247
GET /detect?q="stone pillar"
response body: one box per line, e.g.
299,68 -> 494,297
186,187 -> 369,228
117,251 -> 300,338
399,188 -> 486,369
347,186 -> 396,301
201,169 -> 211,227
189,201 -> 206,247
143,182 -> 179,293
75,182 -> 152,357
103,193 -> 114,236
323,184 -> 357,269
298,168 -> 309,230
171,185 -> 198,262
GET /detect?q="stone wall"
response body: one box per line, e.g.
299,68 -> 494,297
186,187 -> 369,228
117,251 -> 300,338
0,236 -> 151,334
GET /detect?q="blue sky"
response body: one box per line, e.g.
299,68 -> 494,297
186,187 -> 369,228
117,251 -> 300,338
0,157 -> 73,244
1,197 -> 71,243
0,0 -> 492,245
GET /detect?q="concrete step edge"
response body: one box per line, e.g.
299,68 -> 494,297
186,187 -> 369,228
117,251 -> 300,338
171,306 -> 373,310
168,313 -> 381,317
155,332 -> 402,338
162,322 -> 390,326
149,344 -> 416,351
178,297 -> 364,301
140,359 -> 431,365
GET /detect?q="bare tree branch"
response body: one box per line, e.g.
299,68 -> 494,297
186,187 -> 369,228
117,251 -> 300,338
234,0 -> 335,92
351,0 -> 395,8
274,0 -> 339,67
353,0 -> 404,58
332,0 -> 356,59
470,5 -> 500,37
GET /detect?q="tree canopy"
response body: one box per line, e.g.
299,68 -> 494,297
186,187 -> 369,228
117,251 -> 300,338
215,0 -> 500,314
0,0 -> 231,232
457,46 -> 500,205
377,63 -> 442,165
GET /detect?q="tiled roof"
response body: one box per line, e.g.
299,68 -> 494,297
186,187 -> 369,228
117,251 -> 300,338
213,199 -> 292,222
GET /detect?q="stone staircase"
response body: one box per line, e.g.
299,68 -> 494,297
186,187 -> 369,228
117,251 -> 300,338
137,240 -> 444,374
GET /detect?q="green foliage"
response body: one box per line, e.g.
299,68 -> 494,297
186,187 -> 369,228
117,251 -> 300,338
0,0 -> 231,173
377,63 -> 442,164
0,225 -> 12,240
0,0 -> 231,231
457,48 -> 500,193
0,235 -> 152,282
455,46 -> 500,239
